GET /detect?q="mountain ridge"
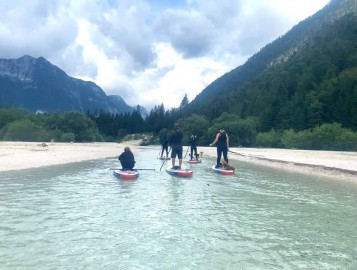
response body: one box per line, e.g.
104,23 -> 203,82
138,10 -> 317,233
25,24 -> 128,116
0,55 -> 147,116
182,0 -> 357,131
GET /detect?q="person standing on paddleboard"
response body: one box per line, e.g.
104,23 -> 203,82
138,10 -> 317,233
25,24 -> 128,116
161,136 -> 169,157
118,146 -> 136,170
169,123 -> 183,169
209,128 -> 229,168
189,133 -> 199,160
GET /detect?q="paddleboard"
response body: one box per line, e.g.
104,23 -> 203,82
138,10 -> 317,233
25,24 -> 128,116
113,169 -> 139,179
166,167 -> 193,177
158,156 -> 171,160
211,165 -> 234,175
187,159 -> 202,164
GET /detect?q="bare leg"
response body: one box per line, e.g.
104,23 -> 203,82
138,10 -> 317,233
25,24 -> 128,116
172,158 -> 175,168
179,159 -> 182,168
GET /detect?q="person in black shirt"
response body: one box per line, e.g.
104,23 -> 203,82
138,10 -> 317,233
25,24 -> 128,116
161,136 -> 169,157
210,128 -> 229,168
189,133 -> 198,160
118,146 -> 136,170
169,123 -> 183,169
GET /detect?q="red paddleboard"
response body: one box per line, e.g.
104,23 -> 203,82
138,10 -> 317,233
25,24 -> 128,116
113,169 -> 139,179
211,165 -> 234,175
187,159 -> 202,164
166,168 -> 193,177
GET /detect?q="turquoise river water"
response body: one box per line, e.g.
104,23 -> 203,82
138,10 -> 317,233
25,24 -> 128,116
0,147 -> 356,269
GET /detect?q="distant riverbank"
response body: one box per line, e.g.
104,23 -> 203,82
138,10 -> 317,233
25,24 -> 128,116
0,141 -> 141,172
1,141 -> 356,182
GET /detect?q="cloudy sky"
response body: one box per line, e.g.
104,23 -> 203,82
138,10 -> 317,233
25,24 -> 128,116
0,0 -> 329,110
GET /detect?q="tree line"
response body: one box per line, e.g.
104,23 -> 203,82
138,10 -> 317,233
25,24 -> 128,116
1,106 -> 357,151
0,108 -> 102,142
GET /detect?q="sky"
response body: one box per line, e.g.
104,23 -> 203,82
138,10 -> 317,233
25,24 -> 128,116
0,0 -> 330,110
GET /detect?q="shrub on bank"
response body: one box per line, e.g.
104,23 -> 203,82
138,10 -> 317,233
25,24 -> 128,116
2,120 -> 49,142
281,123 -> 357,151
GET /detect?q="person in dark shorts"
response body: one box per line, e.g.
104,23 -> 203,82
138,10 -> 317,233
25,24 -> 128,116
118,146 -> 136,170
189,133 -> 199,160
161,136 -> 169,157
210,128 -> 229,168
169,123 -> 183,169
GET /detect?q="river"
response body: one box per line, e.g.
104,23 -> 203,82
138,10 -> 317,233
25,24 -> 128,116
0,147 -> 356,269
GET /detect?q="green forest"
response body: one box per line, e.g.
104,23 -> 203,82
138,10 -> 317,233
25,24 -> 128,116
1,106 -> 357,151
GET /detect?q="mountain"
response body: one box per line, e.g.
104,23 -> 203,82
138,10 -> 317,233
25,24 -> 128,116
0,55 -> 147,116
184,0 -> 357,131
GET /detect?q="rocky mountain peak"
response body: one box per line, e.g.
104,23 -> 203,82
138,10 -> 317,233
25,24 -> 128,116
0,55 -> 37,81
0,55 -> 146,115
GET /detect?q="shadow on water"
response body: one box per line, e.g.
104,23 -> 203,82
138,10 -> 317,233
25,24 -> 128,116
1,147 -> 357,269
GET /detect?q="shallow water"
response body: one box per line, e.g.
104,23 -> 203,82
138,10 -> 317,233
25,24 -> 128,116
1,147 -> 357,269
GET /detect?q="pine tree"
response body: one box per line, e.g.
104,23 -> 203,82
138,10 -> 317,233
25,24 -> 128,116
179,94 -> 189,109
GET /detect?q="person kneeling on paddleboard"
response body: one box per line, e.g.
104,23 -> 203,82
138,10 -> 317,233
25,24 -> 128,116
209,128 -> 230,168
170,123 -> 183,169
118,146 -> 136,170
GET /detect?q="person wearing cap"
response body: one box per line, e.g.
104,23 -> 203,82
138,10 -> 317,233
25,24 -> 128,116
118,146 -> 136,170
169,123 -> 183,169
209,128 -> 229,168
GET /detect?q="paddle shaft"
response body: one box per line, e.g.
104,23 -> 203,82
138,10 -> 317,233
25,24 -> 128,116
184,146 -> 190,158
158,147 -> 162,157
160,147 -> 171,171
229,150 -> 242,155
110,168 -> 155,171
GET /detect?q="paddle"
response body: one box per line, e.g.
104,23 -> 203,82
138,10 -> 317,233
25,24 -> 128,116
110,168 -> 156,171
184,146 -> 190,158
158,147 -> 162,158
160,147 -> 171,171
228,150 -> 243,156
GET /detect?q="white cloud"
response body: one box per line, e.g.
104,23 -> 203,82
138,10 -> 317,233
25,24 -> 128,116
0,0 -> 330,110
120,42 -> 227,109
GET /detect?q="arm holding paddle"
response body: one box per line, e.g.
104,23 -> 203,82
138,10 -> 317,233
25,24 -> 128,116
209,133 -> 220,146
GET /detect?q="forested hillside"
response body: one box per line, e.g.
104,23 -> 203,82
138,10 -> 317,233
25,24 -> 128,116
184,0 -> 357,132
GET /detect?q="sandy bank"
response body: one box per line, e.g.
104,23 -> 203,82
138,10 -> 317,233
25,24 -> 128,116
0,141 -> 142,172
199,146 -> 357,181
